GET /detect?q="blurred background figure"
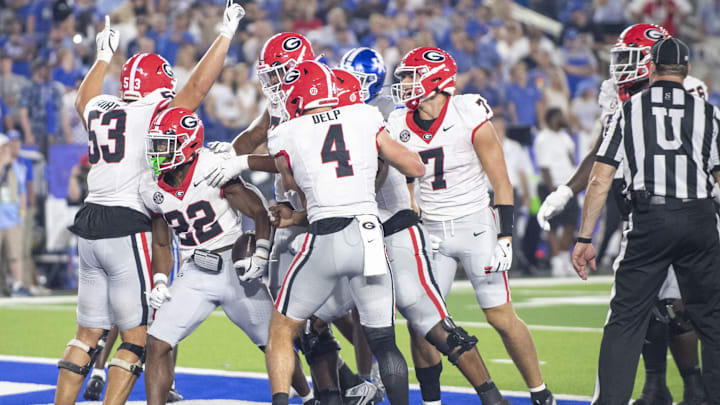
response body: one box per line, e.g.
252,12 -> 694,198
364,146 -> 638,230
0,133 -> 26,296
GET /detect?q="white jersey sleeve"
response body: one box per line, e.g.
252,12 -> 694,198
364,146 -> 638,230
273,104 -> 382,223
453,94 -> 494,130
84,88 -> 174,215
684,75 -> 709,101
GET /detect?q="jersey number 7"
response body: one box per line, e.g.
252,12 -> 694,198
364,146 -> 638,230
419,147 -> 446,190
87,110 -> 127,164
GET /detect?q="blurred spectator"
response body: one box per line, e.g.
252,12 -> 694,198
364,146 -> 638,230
544,68 -> 570,115
593,0 -> 628,24
533,108 -> 578,277
0,51 -> 30,101
497,20 -> 529,69
697,0 -> 720,38
289,0 -> 323,34
2,19 -> 34,78
559,29 -> 597,97
67,154 -> 90,205
462,66 -> 505,116
173,42 -> 198,90
51,49 -> 84,90
233,63 -> 260,130
126,16 -> 153,57
560,5 -> 601,45
18,59 -> 66,156
570,79 -> 601,152
309,7 -> 356,48
505,61 -> 546,129
61,78 -> 87,145
206,66 -> 244,141
156,11 -> 197,65
0,133 -> 27,296
361,13 -> 387,49
629,0 -> 692,37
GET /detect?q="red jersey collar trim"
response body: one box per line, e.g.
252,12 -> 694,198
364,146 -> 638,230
158,156 -> 199,200
405,96 -> 451,144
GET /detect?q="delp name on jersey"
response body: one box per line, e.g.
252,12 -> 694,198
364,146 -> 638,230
386,94 -> 494,221
140,149 -> 242,260
83,88 -> 173,215
267,103 -> 385,223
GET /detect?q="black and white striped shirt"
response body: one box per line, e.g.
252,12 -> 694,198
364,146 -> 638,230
597,80 -> 720,199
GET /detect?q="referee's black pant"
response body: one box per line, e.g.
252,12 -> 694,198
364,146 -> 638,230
594,199 -> 720,405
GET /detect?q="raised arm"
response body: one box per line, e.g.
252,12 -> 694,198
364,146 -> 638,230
75,16 -> 118,125
170,1 -> 245,111
377,129 -> 425,178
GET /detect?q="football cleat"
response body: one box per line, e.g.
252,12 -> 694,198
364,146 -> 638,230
167,386 -> 183,402
633,382 -> 673,405
369,361 -> 386,403
533,392 -> 557,405
344,380 -> 378,405
679,370 -> 706,405
82,375 -> 105,400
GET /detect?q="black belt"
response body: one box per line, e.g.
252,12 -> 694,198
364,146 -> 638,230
631,191 -> 706,212
309,217 -> 353,235
382,209 -> 420,237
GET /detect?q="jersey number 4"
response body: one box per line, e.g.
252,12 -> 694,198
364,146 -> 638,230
164,201 -> 223,247
419,147 -> 446,190
321,124 -> 354,177
87,110 -> 127,164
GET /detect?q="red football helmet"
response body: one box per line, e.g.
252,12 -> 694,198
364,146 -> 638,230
121,53 -> 177,101
610,24 -> 670,86
281,60 -> 338,120
146,108 -> 204,174
332,68 -> 363,107
257,32 -> 315,105
392,47 -> 457,109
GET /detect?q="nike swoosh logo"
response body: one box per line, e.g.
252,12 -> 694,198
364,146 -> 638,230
473,231 -> 485,237
443,125 -> 455,131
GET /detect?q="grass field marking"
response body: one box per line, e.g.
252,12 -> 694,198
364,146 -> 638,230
454,276 -> 614,290
490,358 -> 546,365
0,296 -> 77,307
511,296 -> 610,308
0,381 -> 55,396
408,318 -> 603,333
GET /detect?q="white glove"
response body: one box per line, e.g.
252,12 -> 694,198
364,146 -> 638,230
219,0 -> 246,39
429,234 -> 442,253
205,155 -> 249,188
149,273 -> 172,309
485,237 -> 512,273
96,15 -> 119,63
537,185 -> 574,231
236,239 -> 270,281
208,141 -> 234,154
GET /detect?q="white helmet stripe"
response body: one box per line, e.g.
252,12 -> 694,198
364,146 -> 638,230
129,53 -> 149,93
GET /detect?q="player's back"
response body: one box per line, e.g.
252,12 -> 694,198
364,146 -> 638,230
84,88 -> 173,213
140,149 -> 242,260
268,103 -> 383,223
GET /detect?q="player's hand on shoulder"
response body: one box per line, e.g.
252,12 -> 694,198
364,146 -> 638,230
96,15 -> 119,63
485,237 -> 512,273
149,273 -> 172,309
537,185 -> 573,231
205,154 -> 249,188
235,239 -> 270,281
208,141 -> 234,154
219,0 -> 246,39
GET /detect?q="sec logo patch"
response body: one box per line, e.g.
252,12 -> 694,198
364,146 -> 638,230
153,192 -> 164,205
399,130 -> 410,142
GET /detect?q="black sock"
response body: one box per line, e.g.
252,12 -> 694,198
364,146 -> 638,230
642,316 -> 669,375
476,380 -> 503,405
415,362 -> 442,402
530,388 -> 551,404
317,389 -> 342,405
680,365 -> 701,378
272,392 -> 289,405
338,363 -> 364,392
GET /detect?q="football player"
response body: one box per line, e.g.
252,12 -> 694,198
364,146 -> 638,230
332,67 -> 513,405
55,3 -> 246,405
204,32 -> 374,404
140,108 -> 293,405
536,24 -> 706,405
265,60 -> 424,405
388,47 -> 556,405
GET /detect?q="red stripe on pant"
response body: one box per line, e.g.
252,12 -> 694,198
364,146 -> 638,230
408,227 -> 448,319
140,233 -> 153,289
503,271 -> 510,303
275,233 -> 310,310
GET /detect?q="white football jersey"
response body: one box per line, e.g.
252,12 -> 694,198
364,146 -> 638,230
268,103 -> 383,223
83,89 -> 173,215
267,102 -> 304,209
370,95 -> 412,222
140,149 -> 243,260
386,94 -> 493,222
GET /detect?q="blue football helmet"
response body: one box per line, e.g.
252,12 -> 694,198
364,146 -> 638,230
340,47 -> 387,102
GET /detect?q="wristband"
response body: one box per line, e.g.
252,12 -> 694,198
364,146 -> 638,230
577,237 -> 592,244
255,239 -> 271,259
495,204 -> 514,237
153,273 -> 168,285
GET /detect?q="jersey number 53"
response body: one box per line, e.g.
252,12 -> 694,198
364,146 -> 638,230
87,110 -> 127,164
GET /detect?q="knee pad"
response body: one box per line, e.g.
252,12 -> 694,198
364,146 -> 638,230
108,342 -> 145,377
57,330 -> 109,376
300,320 -> 340,365
434,317 -> 478,366
669,307 -> 694,337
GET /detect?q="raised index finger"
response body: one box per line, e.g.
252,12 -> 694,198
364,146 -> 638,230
105,15 -> 110,29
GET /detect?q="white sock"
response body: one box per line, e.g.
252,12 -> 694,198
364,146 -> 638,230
300,391 -> 314,403
91,367 -> 105,380
171,380 -> 176,390
424,401 -> 442,405
12,280 -> 22,290
530,383 -> 546,393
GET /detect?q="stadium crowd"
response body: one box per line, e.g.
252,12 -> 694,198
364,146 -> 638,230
1,0 -> 720,296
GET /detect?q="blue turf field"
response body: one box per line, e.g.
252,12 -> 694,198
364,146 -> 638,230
0,357 -> 592,404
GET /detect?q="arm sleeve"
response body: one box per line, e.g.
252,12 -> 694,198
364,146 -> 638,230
595,109 -> 625,167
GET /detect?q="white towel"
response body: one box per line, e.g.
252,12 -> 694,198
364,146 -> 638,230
356,215 -> 388,277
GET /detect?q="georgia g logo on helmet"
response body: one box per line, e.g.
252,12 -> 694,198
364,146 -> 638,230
422,50 -> 446,62
644,28 -> 665,41
180,115 -> 198,129
282,37 -> 302,52
284,68 -> 301,84
162,63 -> 175,78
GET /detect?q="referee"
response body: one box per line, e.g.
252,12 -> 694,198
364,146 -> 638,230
572,37 -> 720,404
